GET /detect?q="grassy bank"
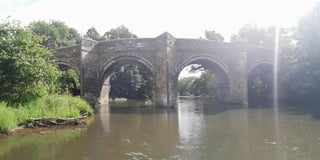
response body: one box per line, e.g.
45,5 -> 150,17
0,95 -> 93,132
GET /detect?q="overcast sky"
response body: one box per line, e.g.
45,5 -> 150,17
0,0 -> 319,41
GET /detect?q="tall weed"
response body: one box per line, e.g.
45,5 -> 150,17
0,95 -> 93,132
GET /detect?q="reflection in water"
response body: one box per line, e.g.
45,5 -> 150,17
100,104 -> 110,133
1,98 -> 320,159
177,98 -> 205,158
0,128 -> 83,160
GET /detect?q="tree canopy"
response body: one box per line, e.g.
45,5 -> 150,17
286,3 -> 320,103
179,70 -> 216,97
28,20 -> 81,49
0,20 -> 60,104
205,30 -> 224,42
84,27 -> 105,41
104,25 -> 137,40
231,24 -> 276,47
230,3 -> 320,105
109,65 -> 154,100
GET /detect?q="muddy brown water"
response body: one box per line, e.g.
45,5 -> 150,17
1,97 -> 320,160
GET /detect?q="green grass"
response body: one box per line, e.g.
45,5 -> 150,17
0,103 -> 17,131
0,95 -> 93,132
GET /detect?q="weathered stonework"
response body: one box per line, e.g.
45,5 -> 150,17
53,32 -> 274,108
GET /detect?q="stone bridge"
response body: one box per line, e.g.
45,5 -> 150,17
53,32 -> 274,108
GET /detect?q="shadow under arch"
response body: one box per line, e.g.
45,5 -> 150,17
97,55 -> 156,105
176,55 -> 230,102
55,60 -> 81,96
176,55 -> 229,75
55,60 -> 80,75
248,60 -> 274,76
248,61 -> 274,106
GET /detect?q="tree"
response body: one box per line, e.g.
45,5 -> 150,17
190,71 -> 216,96
205,30 -> 224,42
104,25 -> 137,40
28,20 -> 82,97
109,65 -> 154,100
178,71 -> 216,97
231,24 -> 275,47
287,3 -> 320,103
0,20 -> 60,104
178,77 -> 195,96
84,27 -> 105,41
59,69 -> 80,96
28,20 -> 81,49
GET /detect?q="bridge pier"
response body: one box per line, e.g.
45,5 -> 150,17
153,72 -> 178,107
154,63 -> 179,107
223,51 -> 248,105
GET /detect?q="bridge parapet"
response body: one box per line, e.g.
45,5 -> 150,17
87,38 -> 156,54
175,39 -> 240,54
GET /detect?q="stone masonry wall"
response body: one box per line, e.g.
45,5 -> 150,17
54,33 -> 274,108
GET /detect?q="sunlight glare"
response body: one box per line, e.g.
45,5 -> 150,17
273,24 -> 282,158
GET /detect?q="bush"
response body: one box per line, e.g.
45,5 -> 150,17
0,20 -> 61,104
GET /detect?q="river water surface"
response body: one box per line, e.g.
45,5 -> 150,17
1,97 -> 320,160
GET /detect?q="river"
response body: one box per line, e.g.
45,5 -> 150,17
1,97 -> 320,160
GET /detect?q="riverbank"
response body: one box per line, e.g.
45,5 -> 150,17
0,117 -> 94,137
0,95 -> 93,134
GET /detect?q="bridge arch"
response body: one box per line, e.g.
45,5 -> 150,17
175,55 -> 230,102
55,60 -> 80,75
248,60 -> 274,105
98,55 -> 156,84
248,59 -> 274,75
97,55 -> 156,105
176,55 -> 229,75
